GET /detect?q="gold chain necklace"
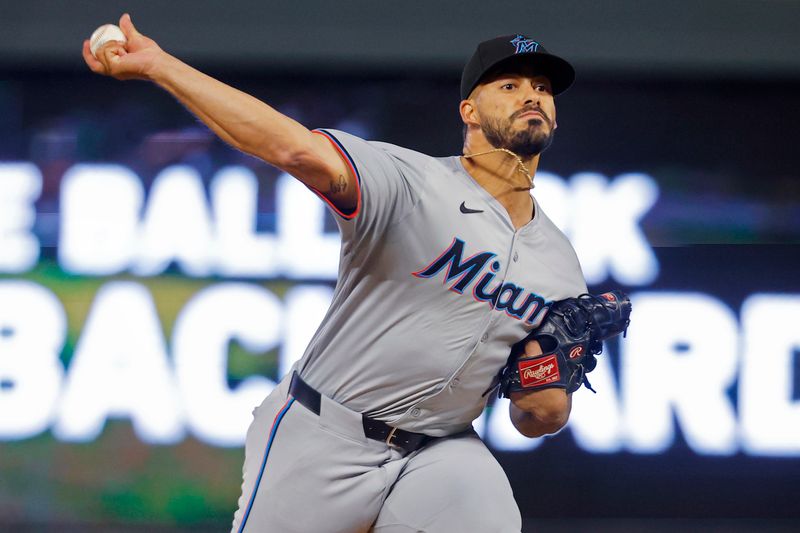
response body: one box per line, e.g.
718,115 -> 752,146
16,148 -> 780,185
462,148 -> 534,189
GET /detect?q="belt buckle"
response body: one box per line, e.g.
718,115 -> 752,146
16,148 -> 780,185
385,426 -> 399,447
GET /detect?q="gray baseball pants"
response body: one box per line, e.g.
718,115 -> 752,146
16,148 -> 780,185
230,373 -> 522,532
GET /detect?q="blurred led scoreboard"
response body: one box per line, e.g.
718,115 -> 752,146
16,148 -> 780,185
1,160 -> 798,458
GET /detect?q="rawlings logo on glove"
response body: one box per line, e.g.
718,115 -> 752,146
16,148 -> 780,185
519,356 -> 560,387
496,290 -> 632,397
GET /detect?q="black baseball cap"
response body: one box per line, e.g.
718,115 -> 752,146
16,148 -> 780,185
460,34 -> 575,99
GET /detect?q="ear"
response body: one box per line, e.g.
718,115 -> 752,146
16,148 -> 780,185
459,99 -> 480,129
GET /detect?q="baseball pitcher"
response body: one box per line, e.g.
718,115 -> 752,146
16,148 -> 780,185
84,14 -> 630,533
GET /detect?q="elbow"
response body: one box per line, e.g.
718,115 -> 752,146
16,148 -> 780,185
510,388 -> 571,438
248,133 -> 317,173
274,145 -> 310,172
258,145 -> 306,173
272,147 -> 331,190
526,406 -> 570,437
514,405 -> 569,438
257,131 -> 320,176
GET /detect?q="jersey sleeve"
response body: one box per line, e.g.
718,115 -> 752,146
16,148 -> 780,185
311,128 -> 419,241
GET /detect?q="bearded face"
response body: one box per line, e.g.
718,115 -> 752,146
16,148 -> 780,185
481,107 -> 555,157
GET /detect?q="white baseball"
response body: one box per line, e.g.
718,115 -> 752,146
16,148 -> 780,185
89,24 -> 127,58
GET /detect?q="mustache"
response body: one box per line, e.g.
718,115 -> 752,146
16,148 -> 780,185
511,106 -> 552,127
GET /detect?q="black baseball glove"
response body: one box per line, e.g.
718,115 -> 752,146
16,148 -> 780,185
496,290 -> 631,397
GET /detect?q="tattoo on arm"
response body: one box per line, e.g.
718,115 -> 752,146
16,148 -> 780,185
328,174 -> 348,195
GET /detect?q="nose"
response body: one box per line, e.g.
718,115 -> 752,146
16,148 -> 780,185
521,82 -> 540,105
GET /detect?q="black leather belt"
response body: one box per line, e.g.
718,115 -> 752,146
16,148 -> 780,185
289,372 -> 434,454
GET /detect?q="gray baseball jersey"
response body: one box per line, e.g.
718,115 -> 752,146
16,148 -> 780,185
232,129 -> 587,533
298,129 -> 587,435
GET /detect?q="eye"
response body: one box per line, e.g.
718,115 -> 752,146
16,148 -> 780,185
501,83 -> 515,90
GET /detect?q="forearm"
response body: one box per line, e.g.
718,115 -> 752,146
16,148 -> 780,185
509,391 -> 571,438
149,53 -> 313,167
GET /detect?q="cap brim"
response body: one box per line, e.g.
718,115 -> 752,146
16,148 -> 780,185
471,52 -> 575,97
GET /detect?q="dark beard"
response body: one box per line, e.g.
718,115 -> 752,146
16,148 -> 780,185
482,116 -> 554,157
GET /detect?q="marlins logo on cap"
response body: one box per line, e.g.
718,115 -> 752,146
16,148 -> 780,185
509,35 -> 540,54
460,34 -> 575,99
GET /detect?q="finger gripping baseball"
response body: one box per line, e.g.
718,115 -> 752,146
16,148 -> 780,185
498,290 -> 631,397
89,24 -> 128,58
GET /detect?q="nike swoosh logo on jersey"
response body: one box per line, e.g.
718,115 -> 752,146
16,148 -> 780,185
459,201 -> 484,214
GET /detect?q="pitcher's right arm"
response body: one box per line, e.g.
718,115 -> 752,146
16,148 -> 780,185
83,13 -> 357,213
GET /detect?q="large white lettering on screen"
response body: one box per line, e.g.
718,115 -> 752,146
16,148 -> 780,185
0,163 -> 42,273
534,172 -> 659,286
57,164 -> 341,279
0,163 -> 798,458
